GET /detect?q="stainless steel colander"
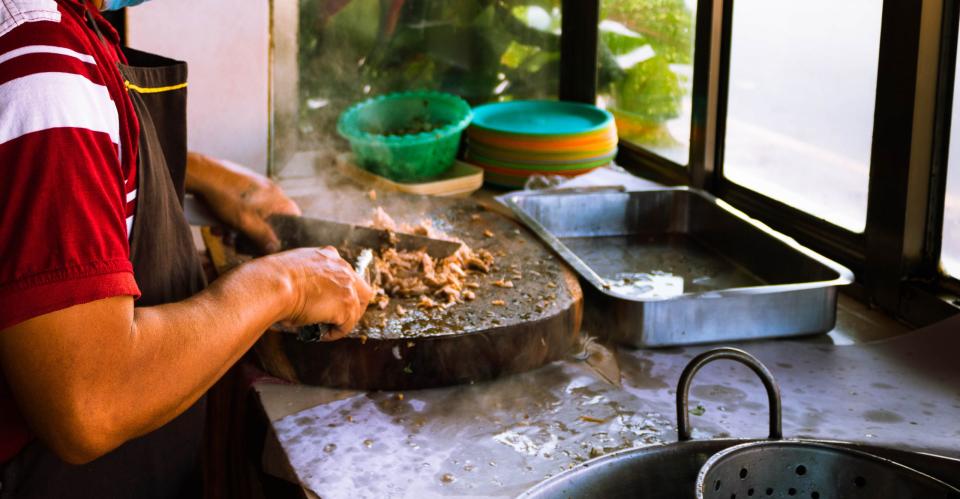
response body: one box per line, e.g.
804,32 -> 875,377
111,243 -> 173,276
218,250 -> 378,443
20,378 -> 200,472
696,440 -> 960,499
682,349 -> 960,499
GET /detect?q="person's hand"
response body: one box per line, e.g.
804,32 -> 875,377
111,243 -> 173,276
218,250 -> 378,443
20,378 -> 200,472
186,152 -> 301,253
270,247 -> 374,339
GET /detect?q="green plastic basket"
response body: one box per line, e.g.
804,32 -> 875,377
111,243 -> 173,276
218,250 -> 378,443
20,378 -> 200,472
337,91 -> 473,182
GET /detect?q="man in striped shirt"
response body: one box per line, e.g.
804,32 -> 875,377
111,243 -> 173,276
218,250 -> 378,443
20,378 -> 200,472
0,0 -> 373,496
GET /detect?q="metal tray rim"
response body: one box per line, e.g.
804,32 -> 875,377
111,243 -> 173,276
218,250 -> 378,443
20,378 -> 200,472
505,186 -> 854,303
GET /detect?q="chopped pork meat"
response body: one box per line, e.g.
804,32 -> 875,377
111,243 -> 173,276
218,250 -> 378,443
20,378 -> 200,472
365,207 -> 496,310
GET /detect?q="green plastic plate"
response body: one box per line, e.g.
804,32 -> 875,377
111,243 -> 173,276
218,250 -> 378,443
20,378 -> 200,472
471,100 -> 613,137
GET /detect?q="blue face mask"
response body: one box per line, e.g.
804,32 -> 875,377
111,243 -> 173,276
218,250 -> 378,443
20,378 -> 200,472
100,0 -> 151,11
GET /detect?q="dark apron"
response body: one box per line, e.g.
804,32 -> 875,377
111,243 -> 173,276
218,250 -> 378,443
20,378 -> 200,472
0,41 -> 208,499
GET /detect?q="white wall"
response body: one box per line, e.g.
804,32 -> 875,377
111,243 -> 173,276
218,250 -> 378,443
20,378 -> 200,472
127,0 -> 270,174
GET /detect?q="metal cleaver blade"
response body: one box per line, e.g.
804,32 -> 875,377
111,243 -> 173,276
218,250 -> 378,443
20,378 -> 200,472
268,214 -> 462,259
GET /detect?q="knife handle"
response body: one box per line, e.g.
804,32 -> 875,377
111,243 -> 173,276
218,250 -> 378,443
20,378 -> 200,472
298,323 -> 334,343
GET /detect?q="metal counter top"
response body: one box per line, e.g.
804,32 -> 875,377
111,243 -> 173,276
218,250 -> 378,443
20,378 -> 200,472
249,159 -> 956,497
254,310 -> 959,499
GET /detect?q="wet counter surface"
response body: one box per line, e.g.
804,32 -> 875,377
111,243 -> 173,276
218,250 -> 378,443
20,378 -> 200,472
255,303 -> 959,499
254,157 -> 959,497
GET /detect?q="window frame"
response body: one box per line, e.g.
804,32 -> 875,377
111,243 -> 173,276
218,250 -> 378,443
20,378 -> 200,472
562,0 -> 960,325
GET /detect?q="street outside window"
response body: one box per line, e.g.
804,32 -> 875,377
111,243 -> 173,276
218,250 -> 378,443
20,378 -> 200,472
721,0 -> 882,232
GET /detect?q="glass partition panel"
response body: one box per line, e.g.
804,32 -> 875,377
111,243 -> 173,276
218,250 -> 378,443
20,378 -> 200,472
271,0 -> 562,178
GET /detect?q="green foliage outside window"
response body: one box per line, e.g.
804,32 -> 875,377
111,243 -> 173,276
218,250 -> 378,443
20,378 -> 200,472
599,0 -> 693,149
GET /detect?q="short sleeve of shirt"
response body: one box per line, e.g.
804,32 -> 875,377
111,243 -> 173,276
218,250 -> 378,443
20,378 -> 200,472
0,6 -> 140,331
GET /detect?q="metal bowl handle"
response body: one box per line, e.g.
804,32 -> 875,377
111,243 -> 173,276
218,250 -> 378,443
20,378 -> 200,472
676,347 -> 782,441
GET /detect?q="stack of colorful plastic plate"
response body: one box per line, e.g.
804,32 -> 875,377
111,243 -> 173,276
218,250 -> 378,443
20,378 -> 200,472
464,100 -> 617,188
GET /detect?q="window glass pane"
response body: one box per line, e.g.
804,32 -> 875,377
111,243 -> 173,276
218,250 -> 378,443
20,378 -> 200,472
945,164 -> 960,277
722,0 -> 881,232
941,42 -> 960,277
597,0 -> 696,165
274,0 -> 562,177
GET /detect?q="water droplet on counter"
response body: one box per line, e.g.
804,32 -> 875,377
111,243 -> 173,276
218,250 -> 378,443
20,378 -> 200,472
463,464 -> 475,472
441,473 -> 455,484
323,443 -> 337,453
363,439 -> 374,448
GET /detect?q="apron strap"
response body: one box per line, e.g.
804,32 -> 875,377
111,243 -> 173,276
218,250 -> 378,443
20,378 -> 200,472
83,7 -> 107,45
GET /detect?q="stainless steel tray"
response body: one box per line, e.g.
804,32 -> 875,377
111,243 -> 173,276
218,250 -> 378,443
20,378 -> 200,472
505,187 -> 854,347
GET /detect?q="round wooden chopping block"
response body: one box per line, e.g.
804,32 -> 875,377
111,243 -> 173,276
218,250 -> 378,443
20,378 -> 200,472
257,276 -> 580,390
253,203 -> 583,390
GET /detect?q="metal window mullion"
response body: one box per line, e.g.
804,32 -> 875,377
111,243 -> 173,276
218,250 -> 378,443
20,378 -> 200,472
864,0 -> 937,313
688,0 -> 723,190
559,0 -> 600,103
707,0 -> 735,193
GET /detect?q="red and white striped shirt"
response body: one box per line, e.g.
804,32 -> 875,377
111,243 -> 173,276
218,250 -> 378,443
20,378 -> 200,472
0,0 -> 142,463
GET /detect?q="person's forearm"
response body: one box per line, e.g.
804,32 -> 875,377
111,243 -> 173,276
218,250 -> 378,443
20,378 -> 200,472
184,152 -> 299,253
123,258 -> 295,435
184,151 -> 264,202
0,257 -> 294,463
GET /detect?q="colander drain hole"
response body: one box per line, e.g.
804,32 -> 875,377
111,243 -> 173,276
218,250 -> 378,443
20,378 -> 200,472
787,488 -> 796,496
854,476 -> 867,488
765,488 -> 773,496
795,465 -> 807,476
739,468 -> 748,479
